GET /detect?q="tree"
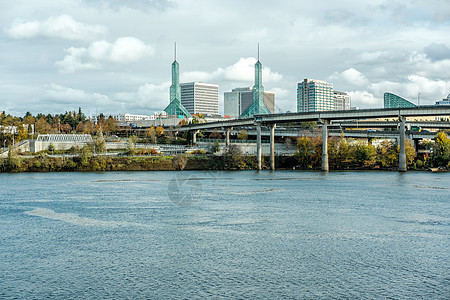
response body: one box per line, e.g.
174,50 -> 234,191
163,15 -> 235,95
16,125 -> 28,142
211,140 -> 220,153
237,129 -> 248,140
377,140 -> 398,168
300,121 -> 317,130
75,122 -> 85,133
83,120 -> 94,134
80,145 -> 93,167
77,107 -> 86,123
146,127 -> 157,143
432,131 -> 450,167
352,142 -> 376,167
155,126 -> 165,137
209,129 -> 222,139
35,116 -> 52,134
191,114 -> 205,124
405,140 -> 417,167
177,119 -> 188,126
294,137 -> 313,168
309,136 -> 323,167
125,136 -> 137,155
105,116 -> 118,134
23,115 -> 36,126
50,116 -> 61,133
6,148 -> 21,171
94,113 -> 106,134
60,123 -> 72,133
94,134 -> 106,153
336,137 -> 351,168
222,145 -> 245,169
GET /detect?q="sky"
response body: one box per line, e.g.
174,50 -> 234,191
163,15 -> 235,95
1,0 -> 450,117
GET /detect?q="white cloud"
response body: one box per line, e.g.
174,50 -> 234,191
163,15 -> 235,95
89,37 -> 155,63
348,91 -> 380,108
181,57 -> 283,84
55,47 -> 100,73
407,51 -> 450,81
334,68 -> 369,87
44,83 -> 109,104
358,51 -> 388,63
138,82 -> 171,111
6,15 -> 107,41
271,87 -> 289,98
56,37 -> 155,73
81,0 -> 175,12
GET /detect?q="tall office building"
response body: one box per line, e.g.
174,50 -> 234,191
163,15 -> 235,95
384,92 -> 416,108
163,44 -> 192,118
180,82 -> 219,116
224,87 -> 275,118
333,91 -> 351,111
297,79 -> 334,112
240,45 -> 271,118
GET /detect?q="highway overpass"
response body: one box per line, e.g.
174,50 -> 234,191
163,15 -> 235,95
172,106 -> 450,172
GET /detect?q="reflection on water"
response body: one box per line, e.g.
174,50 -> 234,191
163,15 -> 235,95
25,208 -> 147,227
1,171 -> 449,299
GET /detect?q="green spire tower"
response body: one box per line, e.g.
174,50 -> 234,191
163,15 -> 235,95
240,43 -> 271,118
163,43 -> 192,118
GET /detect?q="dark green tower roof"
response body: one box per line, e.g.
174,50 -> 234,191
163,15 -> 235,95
240,44 -> 271,118
163,44 -> 192,118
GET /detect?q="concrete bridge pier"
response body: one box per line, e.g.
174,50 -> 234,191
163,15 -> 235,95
270,124 -> 276,170
399,116 -> 407,172
321,119 -> 330,171
226,127 -> 231,147
192,130 -> 199,144
256,123 -> 262,171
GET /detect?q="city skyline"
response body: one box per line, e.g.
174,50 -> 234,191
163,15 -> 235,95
1,0 -> 450,116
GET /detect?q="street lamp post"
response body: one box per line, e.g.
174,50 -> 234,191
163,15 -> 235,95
418,93 -> 421,106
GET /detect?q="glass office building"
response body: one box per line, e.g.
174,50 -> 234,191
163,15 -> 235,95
384,92 -> 416,108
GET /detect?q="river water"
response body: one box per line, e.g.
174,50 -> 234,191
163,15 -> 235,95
1,171 -> 449,299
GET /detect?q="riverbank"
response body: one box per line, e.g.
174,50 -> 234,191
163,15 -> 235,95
1,153 -> 441,172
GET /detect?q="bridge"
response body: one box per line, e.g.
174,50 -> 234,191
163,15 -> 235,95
207,129 -> 437,144
173,106 -> 450,171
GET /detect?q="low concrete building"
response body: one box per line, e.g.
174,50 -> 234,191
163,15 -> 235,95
30,134 -> 93,152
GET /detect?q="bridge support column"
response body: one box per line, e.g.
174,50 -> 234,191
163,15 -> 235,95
399,116 -> 407,172
257,123 -> 262,171
270,124 -> 276,170
226,128 -> 230,147
192,130 -> 199,144
322,119 -> 329,171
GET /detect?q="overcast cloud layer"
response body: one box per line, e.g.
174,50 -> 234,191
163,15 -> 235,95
1,0 -> 450,116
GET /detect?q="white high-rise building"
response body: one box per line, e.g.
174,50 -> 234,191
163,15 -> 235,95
333,91 -> 351,111
297,79 -> 333,112
180,82 -> 219,116
224,87 -> 275,118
